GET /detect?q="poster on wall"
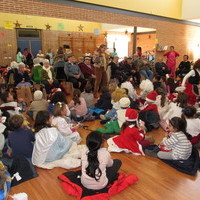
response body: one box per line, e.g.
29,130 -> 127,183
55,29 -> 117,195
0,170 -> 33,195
94,28 -> 100,35
4,21 -> 14,29
57,23 -> 65,31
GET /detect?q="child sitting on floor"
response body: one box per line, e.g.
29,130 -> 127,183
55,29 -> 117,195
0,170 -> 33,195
145,117 -> 192,160
100,88 -> 127,120
153,75 -> 167,92
97,97 -> 131,134
68,89 -> 88,121
163,92 -> 188,120
182,106 -> 200,148
81,85 -> 94,109
107,109 -> 152,154
95,87 -> 112,111
120,77 -> 137,101
139,91 -> 160,131
51,102 -> 81,143
81,131 -> 122,190
32,111 -> 80,169
27,90 -> 49,120
48,91 -> 70,117
8,114 -> 35,158
0,92 -> 20,119
139,79 -> 154,103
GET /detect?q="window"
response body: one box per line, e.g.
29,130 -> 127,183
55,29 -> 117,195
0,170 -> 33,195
17,29 -> 40,38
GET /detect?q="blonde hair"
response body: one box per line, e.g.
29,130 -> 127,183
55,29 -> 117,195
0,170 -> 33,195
53,102 -> 66,117
111,88 -> 127,102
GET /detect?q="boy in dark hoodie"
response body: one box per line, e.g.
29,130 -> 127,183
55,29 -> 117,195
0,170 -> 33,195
95,87 -> 112,110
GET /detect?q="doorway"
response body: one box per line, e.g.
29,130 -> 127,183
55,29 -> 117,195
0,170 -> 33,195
17,29 -> 42,57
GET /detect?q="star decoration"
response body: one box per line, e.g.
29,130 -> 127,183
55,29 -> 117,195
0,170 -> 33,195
45,23 -> 51,30
14,20 -> 21,28
78,24 -> 84,31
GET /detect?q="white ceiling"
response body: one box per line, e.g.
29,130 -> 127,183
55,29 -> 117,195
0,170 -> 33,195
101,23 -> 156,33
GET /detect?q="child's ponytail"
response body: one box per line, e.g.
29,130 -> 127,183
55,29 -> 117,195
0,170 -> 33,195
155,87 -> 166,107
169,117 -> 192,140
86,131 -> 102,181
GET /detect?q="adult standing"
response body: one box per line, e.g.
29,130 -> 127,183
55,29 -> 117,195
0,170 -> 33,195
24,49 -> 33,69
164,46 -> 179,76
93,44 -> 109,98
64,55 -> 87,92
46,48 -> 54,65
53,55 -> 66,82
16,48 -> 24,63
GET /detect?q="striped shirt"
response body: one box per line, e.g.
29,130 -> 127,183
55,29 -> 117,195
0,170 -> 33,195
162,131 -> 192,160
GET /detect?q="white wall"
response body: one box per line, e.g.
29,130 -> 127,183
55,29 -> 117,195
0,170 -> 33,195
182,0 -> 200,19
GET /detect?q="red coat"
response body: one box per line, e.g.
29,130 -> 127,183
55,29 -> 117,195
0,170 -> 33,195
58,173 -> 138,200
79,63 -> 95,79
113,125 -> 144,155
141,103 -> 158,114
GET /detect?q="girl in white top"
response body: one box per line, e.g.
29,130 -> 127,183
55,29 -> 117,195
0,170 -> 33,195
51,102 -> 81,143
182,106 -> 200,147
163,92 -> 188,121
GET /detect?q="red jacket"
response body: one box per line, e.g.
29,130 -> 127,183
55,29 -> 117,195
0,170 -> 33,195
113,125 -> 145,155
141,103 -> 158,114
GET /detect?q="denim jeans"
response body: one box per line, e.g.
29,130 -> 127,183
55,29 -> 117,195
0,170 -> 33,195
139,69 -> 153,80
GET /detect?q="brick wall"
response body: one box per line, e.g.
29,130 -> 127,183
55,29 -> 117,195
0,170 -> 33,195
0,27 -> 17,66
1,0 -> 200,66
137,33 -> 156,53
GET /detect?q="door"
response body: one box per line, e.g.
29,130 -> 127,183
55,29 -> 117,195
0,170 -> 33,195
17,29 -> 42,57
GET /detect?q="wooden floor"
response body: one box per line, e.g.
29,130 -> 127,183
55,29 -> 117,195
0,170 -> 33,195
8,119 -> 200,200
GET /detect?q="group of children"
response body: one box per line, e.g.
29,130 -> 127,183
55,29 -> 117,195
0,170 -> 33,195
0,58 -> 200,196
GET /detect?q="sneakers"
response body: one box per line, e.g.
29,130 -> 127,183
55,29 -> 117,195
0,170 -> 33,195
100,114 -> 106,120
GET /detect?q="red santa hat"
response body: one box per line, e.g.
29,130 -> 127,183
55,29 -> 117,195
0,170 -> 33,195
125,108 -> 138,121
146,91 -> 158,102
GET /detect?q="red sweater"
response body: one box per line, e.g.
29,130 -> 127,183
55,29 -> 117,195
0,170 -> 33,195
79,63 -> 95,79
113,125 -> 145,155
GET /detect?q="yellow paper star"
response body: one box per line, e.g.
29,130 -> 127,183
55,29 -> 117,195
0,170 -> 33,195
78,24 -> 84,31
14,20 -> 21,28
45,23 -> 51,30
